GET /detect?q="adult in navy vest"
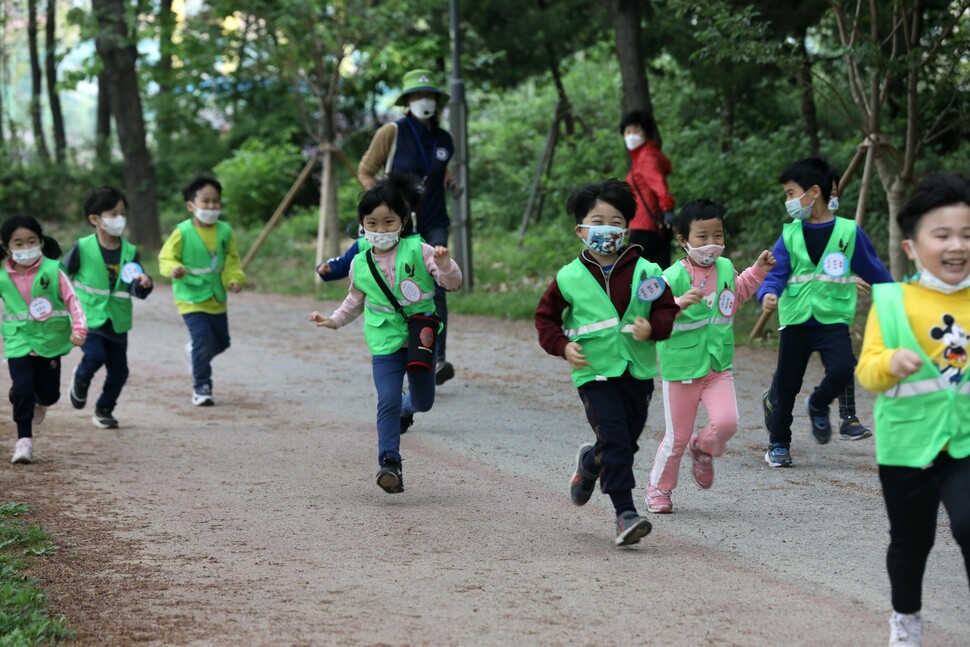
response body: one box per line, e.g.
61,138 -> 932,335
323,68 -> 460,386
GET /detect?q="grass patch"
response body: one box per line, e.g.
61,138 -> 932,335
0,502 -> 72,645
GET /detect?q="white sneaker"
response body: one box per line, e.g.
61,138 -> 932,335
184,342 -> 194,375
192,391 -> 214,407
34,404 -> 47,425
889,611 -> 922,647
12,438 -> 33,464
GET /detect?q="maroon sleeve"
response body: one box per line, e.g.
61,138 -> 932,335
535,277 -> 572,358
647,286 -> 680,342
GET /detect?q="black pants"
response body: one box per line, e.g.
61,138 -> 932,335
75,333 -> 129,414
767,324 -> 855,446
8,355 -> 62,438
423,226 -> 450,363
628,229 -> 671,269
879,453 -> 970,613
577,376 -> 653,495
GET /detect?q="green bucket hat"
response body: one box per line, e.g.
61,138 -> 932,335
395,69 -> 450,106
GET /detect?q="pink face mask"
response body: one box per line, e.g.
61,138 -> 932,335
685,243 -> 724,267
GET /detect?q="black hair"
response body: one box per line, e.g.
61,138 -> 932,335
566,178 -> 637,225
778,157 -> 838,201
84,185 -> 127,224
357,173 -> 424,236
182,174 -> 222,202
677,199 -> 725,238
618,110 -> 656,137
897,173 -> 970,239
0,214 -> 62,260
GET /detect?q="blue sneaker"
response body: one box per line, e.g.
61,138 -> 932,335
806,394 -> 832,444
765,444 -> 793,468
839,415 -> 872,440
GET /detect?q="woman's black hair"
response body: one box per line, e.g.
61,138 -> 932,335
677,199 -> 725,238
618,110 -> 656,138
357,173 -> 424,236
84,185 -> 128,222
0,214 -> 62,260
566,178 -> 637,225
897,173 -> 970,239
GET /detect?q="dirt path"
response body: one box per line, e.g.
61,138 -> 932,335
1,287 -> 967,646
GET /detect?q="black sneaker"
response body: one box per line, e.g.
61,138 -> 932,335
761,390 -> 772,433
435,361 -> 455,386
376,461 -> 404,494
570,443 -> 597,506
765,443 -> 794,467
839,415 -> 872,441
615,511 -> 652,546
806,393 -> 832,445
70,368 -> 88,409
400,413 -> 414,435
92,409 -> 119,429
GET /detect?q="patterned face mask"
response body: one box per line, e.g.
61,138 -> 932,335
578,225 -> 627,256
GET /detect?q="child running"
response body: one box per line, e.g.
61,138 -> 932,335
856,174 -> 970,647
758,157 -> 892,467
535,178 -> 679,546
646,200 -> 775,513
64,186 -> 153,428
0,215 -> 87,463
310,173 -> 461,494
158,175 -> 245,406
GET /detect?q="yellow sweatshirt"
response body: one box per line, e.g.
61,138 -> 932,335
158,222 -> 245,315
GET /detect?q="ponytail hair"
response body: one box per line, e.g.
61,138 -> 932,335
0,214 -> 62,260
357,172 -> 424,236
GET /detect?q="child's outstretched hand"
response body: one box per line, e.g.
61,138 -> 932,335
316,261 -> 332,277
890,349 -> 923,379
171,266 -> 186,279
228,282 -> 242,293
756,250 -> 776,271
137,274 -> 152,288
762,293 -> 778,313
564,341 -> 588,369
678,287 -> 705,309
309,311 -> 337,330
632,316 -> 652,341
856,278 -> 872,297
432,245 -> 451,266
69,332 -> 85,346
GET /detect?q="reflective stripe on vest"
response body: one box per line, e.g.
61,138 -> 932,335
3,310 -> 69,321
364,289 -> 437,313
787,274 -> 856,285
564,317 -> 620,338
72,281 -> 131,299
884,375 -> 970,398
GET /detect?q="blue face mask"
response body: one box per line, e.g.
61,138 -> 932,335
785,192 -> 814,221
579,225 -> 626,255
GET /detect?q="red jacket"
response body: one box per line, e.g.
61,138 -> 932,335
535,244 -> 680,359
625,140 -> 674,233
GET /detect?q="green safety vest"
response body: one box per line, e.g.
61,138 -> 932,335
352,236 -> 436,355
71,234 -> 135,333
557,257 -> 664,387
658,257 -> 737,381
871,282 -> 970,467
173,220 -> 231,304
779,217 -> 857,326
0,258 -> 74,359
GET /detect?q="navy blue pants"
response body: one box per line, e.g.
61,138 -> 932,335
372,348 -> 436,466
8,355 -> 61,438
422,227 -> 449,363
766,323 -> 855,446
183,312 -> 231,392
577,375 -> 653,496
75,333 -> 129,414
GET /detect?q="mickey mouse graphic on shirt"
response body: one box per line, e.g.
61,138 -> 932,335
930,314 -> 968,384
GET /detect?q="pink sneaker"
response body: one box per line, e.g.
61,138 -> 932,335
688,439 -> 714,490
645,485 -> 673,513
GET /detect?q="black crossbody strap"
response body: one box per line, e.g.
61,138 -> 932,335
365,249 -> 407,320
630,176 -> 663,227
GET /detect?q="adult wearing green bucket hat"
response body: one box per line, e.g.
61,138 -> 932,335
358,68 -> 461,386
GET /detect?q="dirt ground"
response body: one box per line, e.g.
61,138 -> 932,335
1,287 -> 967,646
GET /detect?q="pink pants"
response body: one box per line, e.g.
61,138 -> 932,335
649,370 -> 739,491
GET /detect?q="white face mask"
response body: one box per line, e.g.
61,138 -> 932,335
195,208 -> 221,225
624,134 -> 645,151
100,215 -> 127,237
908,245 -> 970,294
11,246 -> 42,265
785,192 -> 814,221
685,243 -> 725,267
364,229 -> 401,251
409,98 -> 437,120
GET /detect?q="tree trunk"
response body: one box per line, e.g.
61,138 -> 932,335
93,0 -> 161,249
45,0 -> 66,163
95,72 -> 112,161
320,100 -> 340,260
606,0 -> 660,145
886,176 -> 909,280
156,0 -> 175,162
796,37 -> 820,156
28,0 -> 50,162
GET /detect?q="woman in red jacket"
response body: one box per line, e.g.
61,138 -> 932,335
621,110 -> 676,267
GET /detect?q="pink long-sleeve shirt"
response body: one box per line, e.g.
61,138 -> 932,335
3,257 -> 87,338
329,243 -> 462,328
671,257 -> 767,312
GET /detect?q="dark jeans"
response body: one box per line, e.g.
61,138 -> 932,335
577,376 -> 653,496
182,312 -> 231,392
628,229 -> 672,269
422,226 -> 449,363
879,453 -> 970,613
766,324 -> 855,446
75,333 -> 129,414
8,355 -> 61,438
372,348 -> 436,465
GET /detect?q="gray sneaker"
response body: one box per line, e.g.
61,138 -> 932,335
376,461 -> 404,494
570,443 -> 597,506
615,511 -> 652,546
